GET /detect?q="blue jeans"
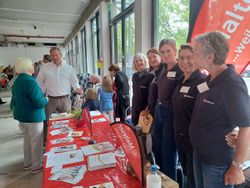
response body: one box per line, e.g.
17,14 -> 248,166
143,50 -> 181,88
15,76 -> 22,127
193,153 -> 234,188
151,103 -> 177,180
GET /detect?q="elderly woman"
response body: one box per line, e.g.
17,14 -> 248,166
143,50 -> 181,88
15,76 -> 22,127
151,38 -> 183,180
11,57 -> 48,174
189,31 -> 250,188
131,53 -> 154,126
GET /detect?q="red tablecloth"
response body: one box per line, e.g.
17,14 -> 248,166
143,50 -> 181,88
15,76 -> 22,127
43,114 -> 141,188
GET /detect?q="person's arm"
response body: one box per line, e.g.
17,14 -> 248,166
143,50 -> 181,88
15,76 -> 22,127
29,80 -> 48,108
70,68 -> 82,94
36,66 -> 46,94
224,127 -> 250,185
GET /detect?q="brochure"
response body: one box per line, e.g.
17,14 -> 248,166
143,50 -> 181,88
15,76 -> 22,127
87,152 -> 116,171
89,110 -> 102,117
91,118 -> 106,123
50,127 -> 73,136
50,144 -> 77,153
89,182 -> 114,188
46,149 -> 84,168
51,137 -> 74,145
68,131 -> 83,137
80,141 -> 115,156
49,165 -> 87,185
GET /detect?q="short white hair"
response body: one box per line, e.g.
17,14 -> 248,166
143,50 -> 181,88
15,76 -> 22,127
15,57 -> 34,74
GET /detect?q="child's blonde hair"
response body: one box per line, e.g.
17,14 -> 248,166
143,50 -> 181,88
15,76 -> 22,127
102,75 -> 113,93
85,88 -> 98,100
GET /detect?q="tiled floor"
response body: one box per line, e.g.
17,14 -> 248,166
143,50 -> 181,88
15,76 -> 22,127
0,91 -> 43,188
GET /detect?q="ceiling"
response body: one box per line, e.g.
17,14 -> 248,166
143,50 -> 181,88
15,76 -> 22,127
0,0 -> 91,46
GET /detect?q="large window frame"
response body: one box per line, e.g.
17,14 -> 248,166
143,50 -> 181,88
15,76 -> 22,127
80,27 -> 87,73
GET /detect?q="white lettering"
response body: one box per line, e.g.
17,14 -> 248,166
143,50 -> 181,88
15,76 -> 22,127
223,20 -> 240,33
225,10 -> 244,20
234,3 -> 250,12
234,42 -> 246,53
242,36 -> 250,44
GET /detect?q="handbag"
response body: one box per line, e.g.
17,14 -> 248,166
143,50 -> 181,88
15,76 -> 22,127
138,110 -> 153,133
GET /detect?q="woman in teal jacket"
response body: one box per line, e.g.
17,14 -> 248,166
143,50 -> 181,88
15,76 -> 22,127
11,57 -> 48,174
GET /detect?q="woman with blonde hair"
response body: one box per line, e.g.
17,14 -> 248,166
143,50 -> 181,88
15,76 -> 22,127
11,57 -> 48,174
83,88 -> 100,111
98,75 -> 114,122
132,53 -> 154,126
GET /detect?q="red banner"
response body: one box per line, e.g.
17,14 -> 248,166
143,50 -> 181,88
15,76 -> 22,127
111,123 -> 143,186
189,0 -> 250,73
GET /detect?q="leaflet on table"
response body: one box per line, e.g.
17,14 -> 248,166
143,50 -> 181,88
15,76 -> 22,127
68,131 -> 83,137
50,144 -> 77,153
87,152 -> 116,171
89,110 -> 102,117
51,137 -> 74,145
49,165 -> 87,185
50,127 -> 73,136
80,141 -> 115,156
51,120 -> 69,129
91,117 -> 106,123
46,149 -> 84,168
89,182 -> 114,188
50,112 -> 71,119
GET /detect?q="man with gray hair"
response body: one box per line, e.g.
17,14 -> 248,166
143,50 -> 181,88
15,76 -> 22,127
37,47 -> 82,142
189,31 -> 250,187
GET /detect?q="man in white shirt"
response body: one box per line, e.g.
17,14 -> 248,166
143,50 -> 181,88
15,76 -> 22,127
37,47 -> 82,142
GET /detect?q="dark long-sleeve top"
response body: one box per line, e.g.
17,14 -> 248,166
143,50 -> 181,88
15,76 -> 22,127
132,70 -> 154,125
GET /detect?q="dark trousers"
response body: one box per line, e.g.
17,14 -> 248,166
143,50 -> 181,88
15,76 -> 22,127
151,103 -> 178,180
175,134 -> 195,188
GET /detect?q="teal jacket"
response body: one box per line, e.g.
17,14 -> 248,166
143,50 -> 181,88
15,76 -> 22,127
11,73 -> 48,122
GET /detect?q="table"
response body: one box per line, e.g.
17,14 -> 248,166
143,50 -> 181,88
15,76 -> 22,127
43,113 -> 141,188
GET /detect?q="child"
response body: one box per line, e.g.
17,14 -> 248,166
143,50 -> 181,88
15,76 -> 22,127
98,75 -> 114,122
83,88 -> 100,111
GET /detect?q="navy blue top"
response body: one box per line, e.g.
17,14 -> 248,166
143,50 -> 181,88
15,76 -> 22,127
172,70 -> 207,135
190,68 -> 250,165
132,70 -> 154,125
157,63 -> 183,102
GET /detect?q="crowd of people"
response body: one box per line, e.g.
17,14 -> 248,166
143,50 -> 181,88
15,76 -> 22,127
8,31 -> 250,188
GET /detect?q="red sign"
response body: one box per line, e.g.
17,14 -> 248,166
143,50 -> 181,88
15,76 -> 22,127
189,0 -> 250,73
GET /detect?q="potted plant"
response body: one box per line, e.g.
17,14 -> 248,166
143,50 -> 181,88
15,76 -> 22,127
71,108 -> 83,127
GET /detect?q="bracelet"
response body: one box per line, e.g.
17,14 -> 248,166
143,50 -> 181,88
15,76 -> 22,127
232,160 -> 244,169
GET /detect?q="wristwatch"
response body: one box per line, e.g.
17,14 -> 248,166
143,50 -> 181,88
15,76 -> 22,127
232,160 -> 244,170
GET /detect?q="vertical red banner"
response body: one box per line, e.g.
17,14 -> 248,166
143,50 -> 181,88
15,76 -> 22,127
189,0 -> 250,73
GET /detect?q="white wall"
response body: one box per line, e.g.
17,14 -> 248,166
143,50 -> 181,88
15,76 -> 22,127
0,46 -> 51,67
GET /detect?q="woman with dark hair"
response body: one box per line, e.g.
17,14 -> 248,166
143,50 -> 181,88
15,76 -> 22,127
172,44 -> 207,188
151,38 -> 183,180
108,64 -> 130,121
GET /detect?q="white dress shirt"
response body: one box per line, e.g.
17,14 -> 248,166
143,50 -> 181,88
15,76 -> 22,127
37,62 -> 80,96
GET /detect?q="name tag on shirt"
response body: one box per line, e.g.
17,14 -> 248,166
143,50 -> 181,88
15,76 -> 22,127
180,86 -> 190,93
140,85 -> 146,89
197,82 -> 209,93
166,71 -> 176,78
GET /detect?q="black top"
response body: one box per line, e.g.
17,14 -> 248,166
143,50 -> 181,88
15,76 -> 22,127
190,68 -> 250,165
157,63 -> 183,102
172,70 -> 207,135
132,70 -> 154,125
147,63 -> 166,115
114,71 -> 130,120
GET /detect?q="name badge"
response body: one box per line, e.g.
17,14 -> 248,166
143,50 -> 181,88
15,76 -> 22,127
140,85 -> 146,89
167,71 -> 176,78
197,82 -> 209,93
180,86 -> 190,93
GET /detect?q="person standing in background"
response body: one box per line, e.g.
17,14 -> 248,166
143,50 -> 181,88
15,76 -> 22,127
108,64 -> 130,122
98,75 -> 114,122
37,47 -> 82,142
43,54 -> 51,64
11,57 -> 48,174
131,53 -> 154,126
190,31 -> 250,188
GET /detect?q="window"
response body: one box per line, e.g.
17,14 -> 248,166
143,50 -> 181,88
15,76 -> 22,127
153,0 -> 189,48
91,12 -> 100,74
80,27 -> 87,73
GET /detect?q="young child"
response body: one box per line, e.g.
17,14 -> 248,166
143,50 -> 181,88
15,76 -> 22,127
98,75 -> 114,122
83,88 -> 100,111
